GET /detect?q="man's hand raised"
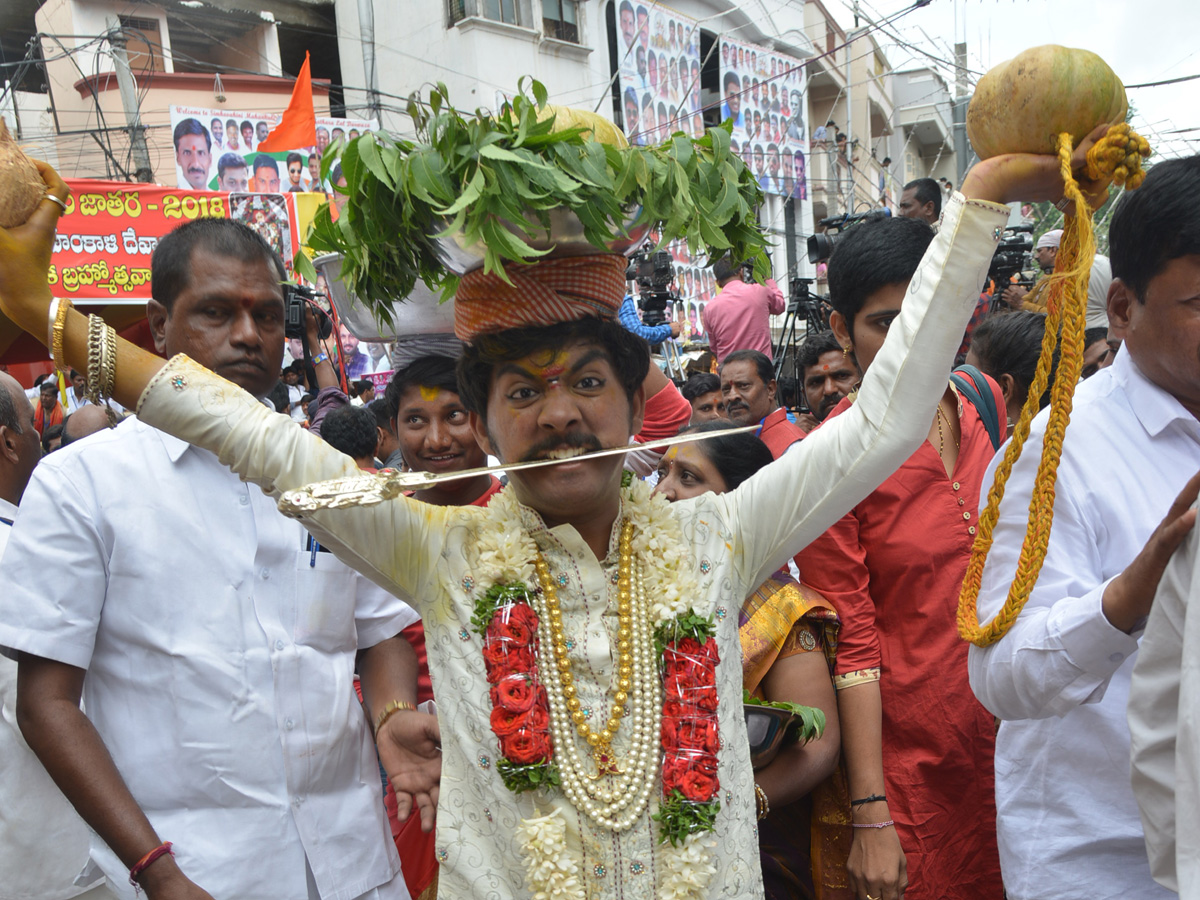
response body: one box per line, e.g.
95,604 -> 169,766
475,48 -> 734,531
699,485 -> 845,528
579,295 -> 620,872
961,123 -> 1114,210
1103,469 -> 1200,634
0,160 -> 69,335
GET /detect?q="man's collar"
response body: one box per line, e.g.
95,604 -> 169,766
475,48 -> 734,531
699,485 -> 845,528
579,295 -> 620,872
1115,349 -> 1199,438
756,406 -> 787,432
0,496 -> 17,522
156,427 -> 193,463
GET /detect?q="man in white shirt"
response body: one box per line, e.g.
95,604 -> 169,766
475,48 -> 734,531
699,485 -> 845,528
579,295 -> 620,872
0,372 -> 114,900
969,155 -> 1200,900
1129,479 -> 1200,898
63,368 -> 89,413
0,219 -> 422,899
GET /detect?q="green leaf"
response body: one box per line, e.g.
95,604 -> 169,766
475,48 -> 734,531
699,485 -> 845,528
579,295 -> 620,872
437,165 -> 485,216
292,250 -> 318,284
358,136 -> 394,190
531,79 -> 548,109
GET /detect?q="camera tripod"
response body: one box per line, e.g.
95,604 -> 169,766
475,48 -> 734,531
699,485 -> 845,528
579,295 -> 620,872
773,277 -> 824,410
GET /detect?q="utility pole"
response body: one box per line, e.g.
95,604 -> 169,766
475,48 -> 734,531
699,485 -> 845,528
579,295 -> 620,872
953,41 -> 970,188
106,17 -> 154,183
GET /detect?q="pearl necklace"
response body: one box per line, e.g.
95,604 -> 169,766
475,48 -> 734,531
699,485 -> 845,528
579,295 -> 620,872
533,521 -> 662,832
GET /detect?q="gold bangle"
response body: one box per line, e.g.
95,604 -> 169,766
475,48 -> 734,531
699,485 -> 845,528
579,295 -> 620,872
374,700 -> 416,738
754,782 -> 769,821
102,323 -> 117,397
85,314 -> 105,404
51,298 -> 71,370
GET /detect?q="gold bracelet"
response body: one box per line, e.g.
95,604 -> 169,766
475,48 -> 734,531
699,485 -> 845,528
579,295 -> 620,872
85,314 -> 105,404
51,298 -> 71,370
100,322 -> 119,424
374,700 -> 416,738
754,782 -> 769,821
102,323 -> 117,396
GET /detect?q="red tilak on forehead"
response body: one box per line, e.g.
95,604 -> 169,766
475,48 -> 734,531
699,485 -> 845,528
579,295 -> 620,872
539,364 -> 566,380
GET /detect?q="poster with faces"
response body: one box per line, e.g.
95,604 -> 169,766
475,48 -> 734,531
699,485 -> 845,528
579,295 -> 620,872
718,39 -> 810,200
616,2 -> 704,146
169,106 -> 376,192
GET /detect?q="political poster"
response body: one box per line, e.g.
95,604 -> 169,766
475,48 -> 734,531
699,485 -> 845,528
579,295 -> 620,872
168,106 -> 377,192
718,38 -> 810,200
615,2 -> 704,145
49,180 -> 304,301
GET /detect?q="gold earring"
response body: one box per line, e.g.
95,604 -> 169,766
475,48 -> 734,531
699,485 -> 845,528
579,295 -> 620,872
842,345 -> 851,358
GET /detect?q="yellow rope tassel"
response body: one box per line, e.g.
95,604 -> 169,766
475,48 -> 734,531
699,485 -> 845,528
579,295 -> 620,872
957,125 -> 1151,647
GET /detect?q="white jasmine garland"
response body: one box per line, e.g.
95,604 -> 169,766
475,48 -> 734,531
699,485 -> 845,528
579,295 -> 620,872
516,808 -> 586,900
659,834 -> 719,900
623,479 -> 699,626
475,489 -> 539,586
474,480 -> 716,898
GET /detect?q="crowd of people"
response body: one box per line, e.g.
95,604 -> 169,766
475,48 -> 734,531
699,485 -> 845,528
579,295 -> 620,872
0,129 -> 1198,900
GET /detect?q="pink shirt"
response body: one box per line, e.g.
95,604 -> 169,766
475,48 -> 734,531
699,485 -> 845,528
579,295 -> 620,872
701,277 -> 786,363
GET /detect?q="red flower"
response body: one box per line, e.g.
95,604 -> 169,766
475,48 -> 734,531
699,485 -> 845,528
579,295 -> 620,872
662,754 -> 690,792
490,705 -> 530,736
499,602 -> 539,632
663,698 -> 703,721
523,701 -> 549,732
690,683 -> 719,712
481,640 -> 535,683
490,675 -> 537,713
502,729 -> 553,764
678,769 -> 719,802
675,718 -> 720,754
486,618 -> 533,647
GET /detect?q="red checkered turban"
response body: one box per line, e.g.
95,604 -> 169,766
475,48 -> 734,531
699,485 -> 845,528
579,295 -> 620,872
453,254 -> 628,343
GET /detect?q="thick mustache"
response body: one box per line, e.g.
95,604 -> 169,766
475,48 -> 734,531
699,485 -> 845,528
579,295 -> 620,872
519,433 -> 603,463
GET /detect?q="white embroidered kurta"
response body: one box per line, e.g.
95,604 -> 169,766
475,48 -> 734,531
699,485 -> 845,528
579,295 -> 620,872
135,193 -> 1008,899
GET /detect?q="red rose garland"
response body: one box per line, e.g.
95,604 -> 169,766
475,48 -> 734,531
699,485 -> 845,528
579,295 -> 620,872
479,597 -> 559,789
657,631 -> 722,842
473,581 -> 723,842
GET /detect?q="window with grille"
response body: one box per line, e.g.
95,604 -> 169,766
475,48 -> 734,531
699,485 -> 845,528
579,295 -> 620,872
450,0 -> 519,25
542,0 -> 579,42
117,15 -> 166,72
483,0 -> 520,24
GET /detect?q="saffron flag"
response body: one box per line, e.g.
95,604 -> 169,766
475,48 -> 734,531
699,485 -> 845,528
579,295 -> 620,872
257,51 -> 316,152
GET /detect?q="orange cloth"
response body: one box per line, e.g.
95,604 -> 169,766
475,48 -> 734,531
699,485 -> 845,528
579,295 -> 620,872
257,52 -> 316,152
33,402 -> 63,435
453,254 -> 628,341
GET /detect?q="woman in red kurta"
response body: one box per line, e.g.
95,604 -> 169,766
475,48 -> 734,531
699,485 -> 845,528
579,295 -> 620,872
795,216 -> 1003,900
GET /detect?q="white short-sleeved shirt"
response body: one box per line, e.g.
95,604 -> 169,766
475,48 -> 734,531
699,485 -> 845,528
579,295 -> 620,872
0,418 -> 418,900
0,498 -> 110,900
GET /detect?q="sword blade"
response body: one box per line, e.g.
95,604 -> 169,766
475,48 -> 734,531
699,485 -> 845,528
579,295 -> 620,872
278,424 -> 759,514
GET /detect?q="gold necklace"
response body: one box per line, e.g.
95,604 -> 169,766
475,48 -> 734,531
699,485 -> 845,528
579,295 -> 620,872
935,404 -> 959,456
535,521 -> 634,777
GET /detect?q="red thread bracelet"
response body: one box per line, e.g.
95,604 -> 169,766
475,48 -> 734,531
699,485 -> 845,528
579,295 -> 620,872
129,841 -> 174,889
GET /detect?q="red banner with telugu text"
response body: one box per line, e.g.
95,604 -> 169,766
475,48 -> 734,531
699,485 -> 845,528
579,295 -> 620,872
51,180 -> 302,302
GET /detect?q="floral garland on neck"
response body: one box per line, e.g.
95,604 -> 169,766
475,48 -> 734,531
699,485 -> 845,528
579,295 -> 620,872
469,478 -> 721,900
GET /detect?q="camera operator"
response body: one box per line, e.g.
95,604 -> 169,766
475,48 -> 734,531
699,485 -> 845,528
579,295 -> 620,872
701,255 -> 785,364
1001,229 -> 1060,309
618,292 -> 680,344
1002,230 -> 1114,328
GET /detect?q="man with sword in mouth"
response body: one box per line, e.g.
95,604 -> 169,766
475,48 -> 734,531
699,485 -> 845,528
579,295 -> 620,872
0,127 -> 1102,900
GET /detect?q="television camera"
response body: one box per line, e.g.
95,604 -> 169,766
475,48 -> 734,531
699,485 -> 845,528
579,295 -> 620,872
806,209 -> 892,264
626,242 -> 679,326
987,224 -> 1037,312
